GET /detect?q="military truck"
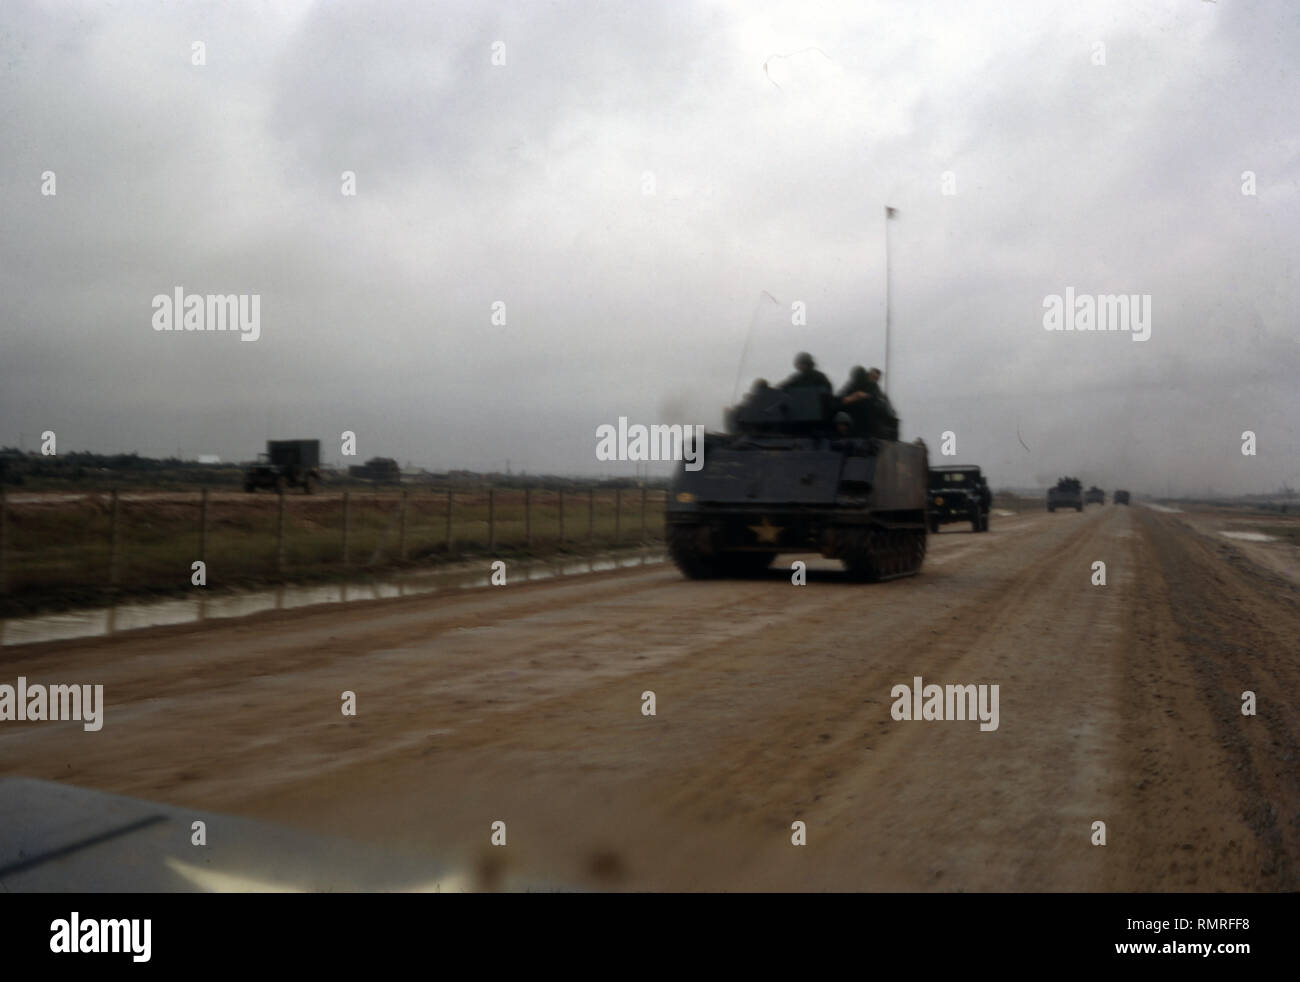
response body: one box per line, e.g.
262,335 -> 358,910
348,456 -> 401,483
928,465 -> 992,533
1114,489 -> 1131,505
664,385 -> 928,580
244,439 -> 321,493
1047,477 -> 1083,512
1085,486 -> 1105,506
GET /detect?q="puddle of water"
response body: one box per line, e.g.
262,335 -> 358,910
1219,531 -> 1278,543
993,509 -> 1016,517
0,552 -> 666,647
1143,503 -> 1183,513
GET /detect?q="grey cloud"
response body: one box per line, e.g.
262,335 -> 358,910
0,0 -> 1295,492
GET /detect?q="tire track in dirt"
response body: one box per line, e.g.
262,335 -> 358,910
7,506 -> 1289,892
1116,509 -> 1300,890
0,566 -> 693,799
725,506 -> 1129,890
221,510 -> 1115,889
3,554 -> 943,805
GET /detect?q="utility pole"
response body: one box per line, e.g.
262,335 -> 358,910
884,205 -> 898,391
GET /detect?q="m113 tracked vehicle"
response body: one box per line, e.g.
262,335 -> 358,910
665,385 -> 928,580
1047,477 -> 1083,512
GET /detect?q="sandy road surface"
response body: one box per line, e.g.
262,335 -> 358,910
3,505 -> 1297,891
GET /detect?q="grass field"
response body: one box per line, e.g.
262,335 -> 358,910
0,488 -> 667,616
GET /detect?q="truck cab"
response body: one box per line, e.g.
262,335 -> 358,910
927,465 -> 991,533
244,440 -> 321,494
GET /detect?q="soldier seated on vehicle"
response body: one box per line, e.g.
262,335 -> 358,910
728,377 -> 773,429
746,377 -> 774,407
778,352 -> 833,394
836,365 -> 899,439
830,411 -> 871,453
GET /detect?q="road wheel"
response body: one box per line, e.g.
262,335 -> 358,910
668,526 -> 720,579
841,528 -> 881,581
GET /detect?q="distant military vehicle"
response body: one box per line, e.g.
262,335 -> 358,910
665,384 -> 928,580
1114,489 -> 1131,505
244,439 -> 321,493
1047,477 -> 1083,512
1085,486 -> 1105,506
348,457 -> 401,483
927,465 -> 991,533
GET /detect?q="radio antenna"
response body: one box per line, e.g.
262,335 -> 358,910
732,290 -> 781,402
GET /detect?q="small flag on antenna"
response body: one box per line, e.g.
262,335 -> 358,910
885,206 -> 899,219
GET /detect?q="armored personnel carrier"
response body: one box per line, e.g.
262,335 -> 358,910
664,385 -> 928,580
1085,486 -> 1105,506
1047,477 -> 1083,512
1114,489 -> 1131,505
928,465 -> 992,533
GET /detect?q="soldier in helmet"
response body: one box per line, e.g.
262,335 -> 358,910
727,376 -> 776,430
837,365 -> 883,405
778,352 -> 832,394
837,365 -> 898,439
830,410 -> 863,449
866,368 -> 899,438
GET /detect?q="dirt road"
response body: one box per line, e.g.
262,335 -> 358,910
3,504 -> 1297,891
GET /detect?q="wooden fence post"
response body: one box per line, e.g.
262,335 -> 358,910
109,488 -> 122,591
276,488 -> 286,575
446,490 -> 454,550
399,489 -> 408,561
0,488 -> 8,596
199,488 -> 209,568
342,491 -> 351,566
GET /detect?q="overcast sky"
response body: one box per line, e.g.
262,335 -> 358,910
2,0 -> 1296,494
